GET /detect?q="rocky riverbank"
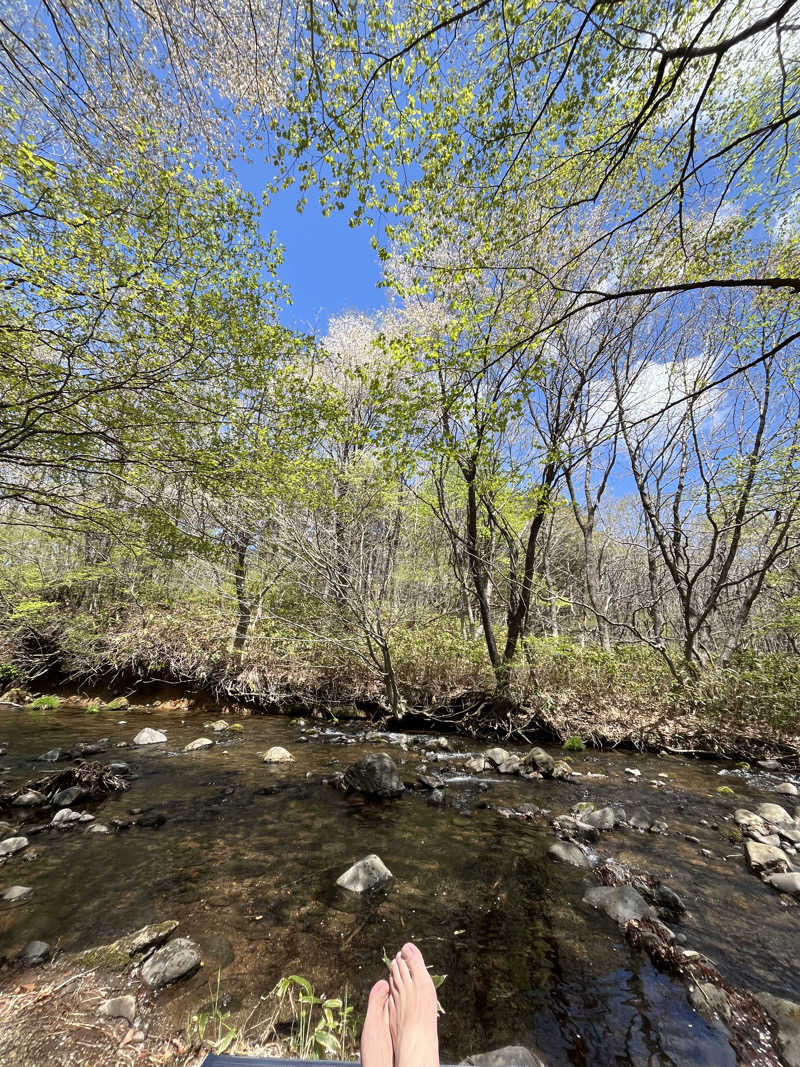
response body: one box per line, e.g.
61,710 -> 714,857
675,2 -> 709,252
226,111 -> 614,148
0,698 -> 799,1064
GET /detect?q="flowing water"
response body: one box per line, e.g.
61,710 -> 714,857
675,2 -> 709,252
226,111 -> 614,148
0,699 -> 798,1065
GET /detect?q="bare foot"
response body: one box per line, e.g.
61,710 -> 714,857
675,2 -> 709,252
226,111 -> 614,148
387,942 -> 440,1067
361,978 -> 393,1067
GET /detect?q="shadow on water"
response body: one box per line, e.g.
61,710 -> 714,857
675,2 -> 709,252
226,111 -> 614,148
0,702 -> 796,1064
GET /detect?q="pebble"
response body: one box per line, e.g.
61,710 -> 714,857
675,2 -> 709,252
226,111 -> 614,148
336,853 -> 393,893
2,885 -> 32,902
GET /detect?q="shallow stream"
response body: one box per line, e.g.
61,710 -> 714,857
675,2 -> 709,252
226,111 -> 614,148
0,700 -> 798,1065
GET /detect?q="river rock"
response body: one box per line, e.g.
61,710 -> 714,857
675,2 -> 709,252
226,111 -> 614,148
0,686 -> 32,704
765,872 -> 800,896
756,803 -> 793,825
779,826 -> 800,845
573,802 -> 595,817
465,1046 -> 547,1067
207,720 -> 229,732
583,885 -> 652,926
343,753 -> 403,797
133,728 -> 167,745
552,760 -> 573,779
483,747 -> 511,768
39,748 -> 69,762
688,982 -> 732,1025
777,782 -> 799,796
758,759 -> 781,771
71,920 -> 179,969
336,853 -> 393,893
755,992 -> 800,1067
548,841 -> 591,868
53,786 -> 85,807
734,809 -> 768,835
655,885 -> 686,912
0,836 -> 28,857
464,756 -> 488,773
77,739 -> 108,756
584,806 -> 618,830
12,790 -> 47,807
523,747 -> 555,777
22,940 -> 50,965
745,840 -> 792,874
109,761 -> 131,775
52,808 -> 87,828
87,822 -> 110,834
497,756 -> 521,775
263,746 -> 295,763
184,737 -> 214,752
629,809 -> 652,831
141,937 -> 201,989
2,885 -> 32,902
102,697 -> 129,711
98,994 -> 137,1023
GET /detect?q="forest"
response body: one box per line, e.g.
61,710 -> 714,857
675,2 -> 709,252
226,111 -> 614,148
2,0 -> 799,752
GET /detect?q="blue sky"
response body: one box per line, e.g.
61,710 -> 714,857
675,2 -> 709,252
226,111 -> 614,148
237,158 -> 387,337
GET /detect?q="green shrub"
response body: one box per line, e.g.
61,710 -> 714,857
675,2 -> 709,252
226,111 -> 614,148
0,663 -> 20,686
562,736 -> 586,752
29,694 -> 61,710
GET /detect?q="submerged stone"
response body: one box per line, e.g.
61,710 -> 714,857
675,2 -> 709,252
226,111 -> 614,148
336,853 -> 393,893
583,885 -> 652,926
547,841 -> 591,868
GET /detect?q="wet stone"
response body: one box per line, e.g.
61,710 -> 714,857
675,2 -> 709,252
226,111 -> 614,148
755,992 -> 800,1067
12,791 -> 47,807
0,836 -> 28,857
336,853 -> 393,893
756,803 -> 793,825
776,782 -> 799,796
141,937 -> 201,989
629,809 -> 652,831
39,748 -> 69,762
53,786 -> 85,807
745,840 -> 791,874
583,885 -> 653,926
263,746 -> 294,763
548,841 -> 591,868
21,940 -> 50,965
765,872 -> 800,897
523,747 -> 554,777
343,753 -> 403,797
2,885 -> 32,902
465,1047 -> 547,1067
133,728 -> 167,745
185,737 -> 214,752
584,806 -> 618,830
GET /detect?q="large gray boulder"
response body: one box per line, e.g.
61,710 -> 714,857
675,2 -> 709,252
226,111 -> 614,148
343,753 -> 404,797
464,1045 -> 547,1066
745,840 -> 792,874
756,803 -> 793,825
765,872 -> 800,896
755,993 -> 800,1067
583,885 -> 652,926
523,747 -> 555,777
584,806 -> 618,830
336,854 -> 393,893
141,937 -> 201,989
483,747 -> 511,768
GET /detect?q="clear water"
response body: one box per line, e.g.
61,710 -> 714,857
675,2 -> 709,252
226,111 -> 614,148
0,701 -> 797,1065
